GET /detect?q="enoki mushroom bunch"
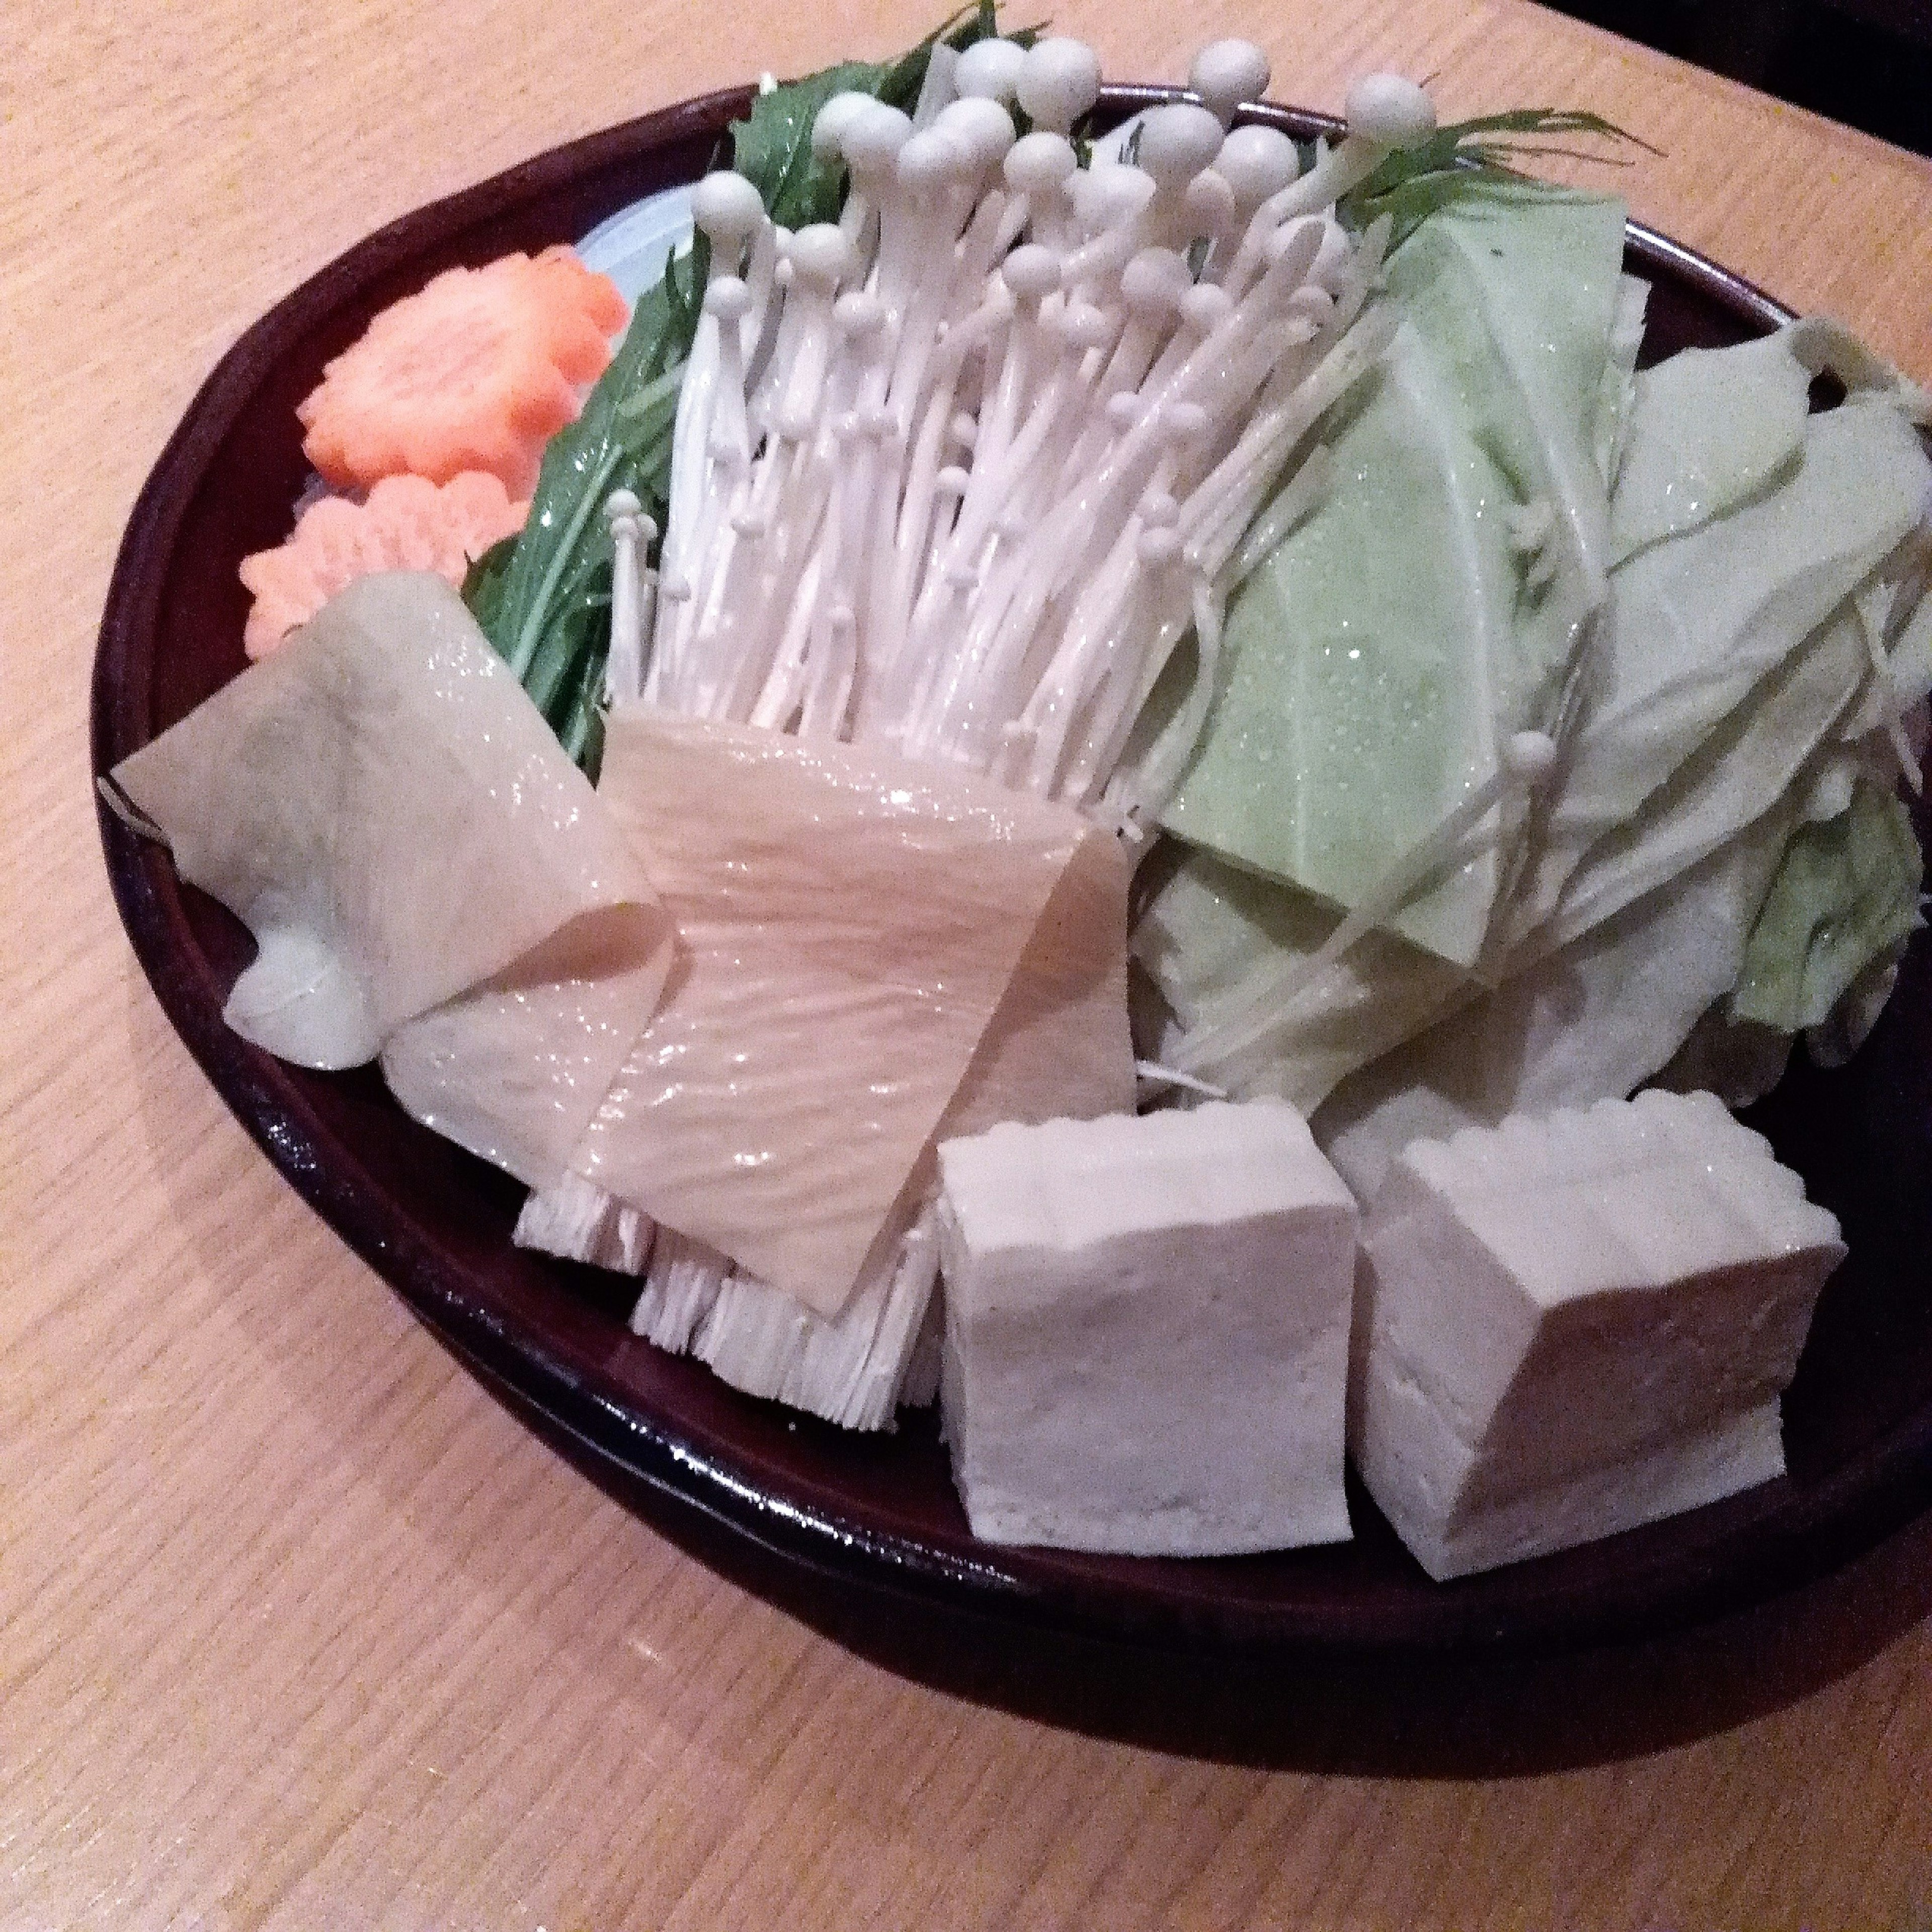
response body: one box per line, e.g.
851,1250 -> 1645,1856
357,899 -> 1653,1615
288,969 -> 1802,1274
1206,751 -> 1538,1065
613,37 -> 1440,822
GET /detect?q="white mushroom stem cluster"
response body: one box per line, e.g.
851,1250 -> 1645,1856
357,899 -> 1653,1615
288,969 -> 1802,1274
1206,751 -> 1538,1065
613,41 -> 1437,827
574,45 -> 1442,1422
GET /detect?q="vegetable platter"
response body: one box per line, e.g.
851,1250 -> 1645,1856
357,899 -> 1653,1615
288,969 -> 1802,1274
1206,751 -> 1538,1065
93,67 -> 1932,1657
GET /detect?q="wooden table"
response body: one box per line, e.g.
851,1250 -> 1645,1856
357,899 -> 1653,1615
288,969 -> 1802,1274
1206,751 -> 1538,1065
8,2 -> 1931,1922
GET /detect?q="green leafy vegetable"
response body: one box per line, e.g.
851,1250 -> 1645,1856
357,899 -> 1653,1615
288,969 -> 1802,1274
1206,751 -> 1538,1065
1607,329 -> 1812,566
1161,187 -> 1631,970
1134,843 -> 1469,1113
729,2 -> 1028,227
1341,109 -> 1652,249
1731,782 -> 1923,1034
463,267 -> 693,775
460,531 -> 517,636
468,4 -> 1013,774
1518,388 -> 1932,953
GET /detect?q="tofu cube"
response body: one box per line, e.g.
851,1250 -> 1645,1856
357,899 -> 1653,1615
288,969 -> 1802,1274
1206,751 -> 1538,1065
1351,1088 -> 1846,1581
934,1101 -> 1359,1556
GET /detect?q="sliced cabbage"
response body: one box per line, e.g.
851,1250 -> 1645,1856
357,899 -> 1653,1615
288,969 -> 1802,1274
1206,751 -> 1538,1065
1540,582 -> 1876,954
1161,187 -> 1629,970
1730,780 -> 1923,1034
1595,270 -> 1651,489
1313,358 -> 1931,1194
1607,327 -> 1812,565
1316,810 -> 1797,1202
1509,391 -> 1931,952
1132,847 -> 1467,1112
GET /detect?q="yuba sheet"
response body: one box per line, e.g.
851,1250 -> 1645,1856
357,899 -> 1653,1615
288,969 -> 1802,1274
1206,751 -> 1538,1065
581,706 -> 1132,1317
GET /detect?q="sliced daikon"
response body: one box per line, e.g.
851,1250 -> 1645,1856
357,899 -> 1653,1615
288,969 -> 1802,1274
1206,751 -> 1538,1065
110,573 -> 673,1184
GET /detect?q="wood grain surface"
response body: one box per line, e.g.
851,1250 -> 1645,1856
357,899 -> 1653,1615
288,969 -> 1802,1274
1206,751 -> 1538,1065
6,2 -> 1932,1925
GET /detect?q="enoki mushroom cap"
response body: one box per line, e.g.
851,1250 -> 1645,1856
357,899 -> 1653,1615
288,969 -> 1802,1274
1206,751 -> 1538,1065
833,289 -> 886,339
1189,38 -> 1271,124
1504,730 -> 1560,786
1179,281 -> 1233,334
896,128 -> 974,194
954,36 -> 1028,104
1072,160 -> 1156,236
1001,243 -> 1063,304
1057,301 -> 1116,350
809,90 -> 877,164
841,102 -> 915,183
1215,123 -> 1301,206
1015,37 -> 1103,132
703,275 -> 754,324
1182,169 -> 1237,234
1004,130 -> 1079,196
1136,102 -> 1226,189
932,95 -> 1017,171
787,222 -> 855,285
1120,246 -> 1193,318
1343,72 -> 1436,149
691,170 -> 765,246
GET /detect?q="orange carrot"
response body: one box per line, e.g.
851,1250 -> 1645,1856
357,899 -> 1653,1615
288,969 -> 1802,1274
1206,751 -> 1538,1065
295,249 -> 627,499
239,471 -> 528,658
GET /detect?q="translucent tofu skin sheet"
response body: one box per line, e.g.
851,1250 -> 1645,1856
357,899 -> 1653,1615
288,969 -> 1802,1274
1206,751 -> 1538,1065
940,826 -> 1137,1140
381,921 -> 673,1189
580,706 -> 1125,1318
110,573 -> 673,1185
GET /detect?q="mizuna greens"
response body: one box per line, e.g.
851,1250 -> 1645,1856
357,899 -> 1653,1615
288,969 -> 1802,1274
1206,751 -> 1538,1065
464,4 -> 1021,773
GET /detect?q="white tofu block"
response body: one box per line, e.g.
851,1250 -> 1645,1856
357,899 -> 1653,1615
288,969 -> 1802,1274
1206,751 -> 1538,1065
1351,1089 -> 1846,1581
934,1101 -> 1359,1556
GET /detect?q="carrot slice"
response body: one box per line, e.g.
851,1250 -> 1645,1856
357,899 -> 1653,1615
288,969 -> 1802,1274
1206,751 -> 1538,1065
531,244 -> 628,338
295,249 -> 626,498
239,471 -> 528,658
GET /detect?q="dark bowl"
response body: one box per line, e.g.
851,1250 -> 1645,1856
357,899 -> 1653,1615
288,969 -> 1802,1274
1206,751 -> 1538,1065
93,84 -> 1932,1660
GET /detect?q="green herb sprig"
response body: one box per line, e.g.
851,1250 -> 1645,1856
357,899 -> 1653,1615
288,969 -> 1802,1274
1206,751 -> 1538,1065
1341,109 -> 1655,250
